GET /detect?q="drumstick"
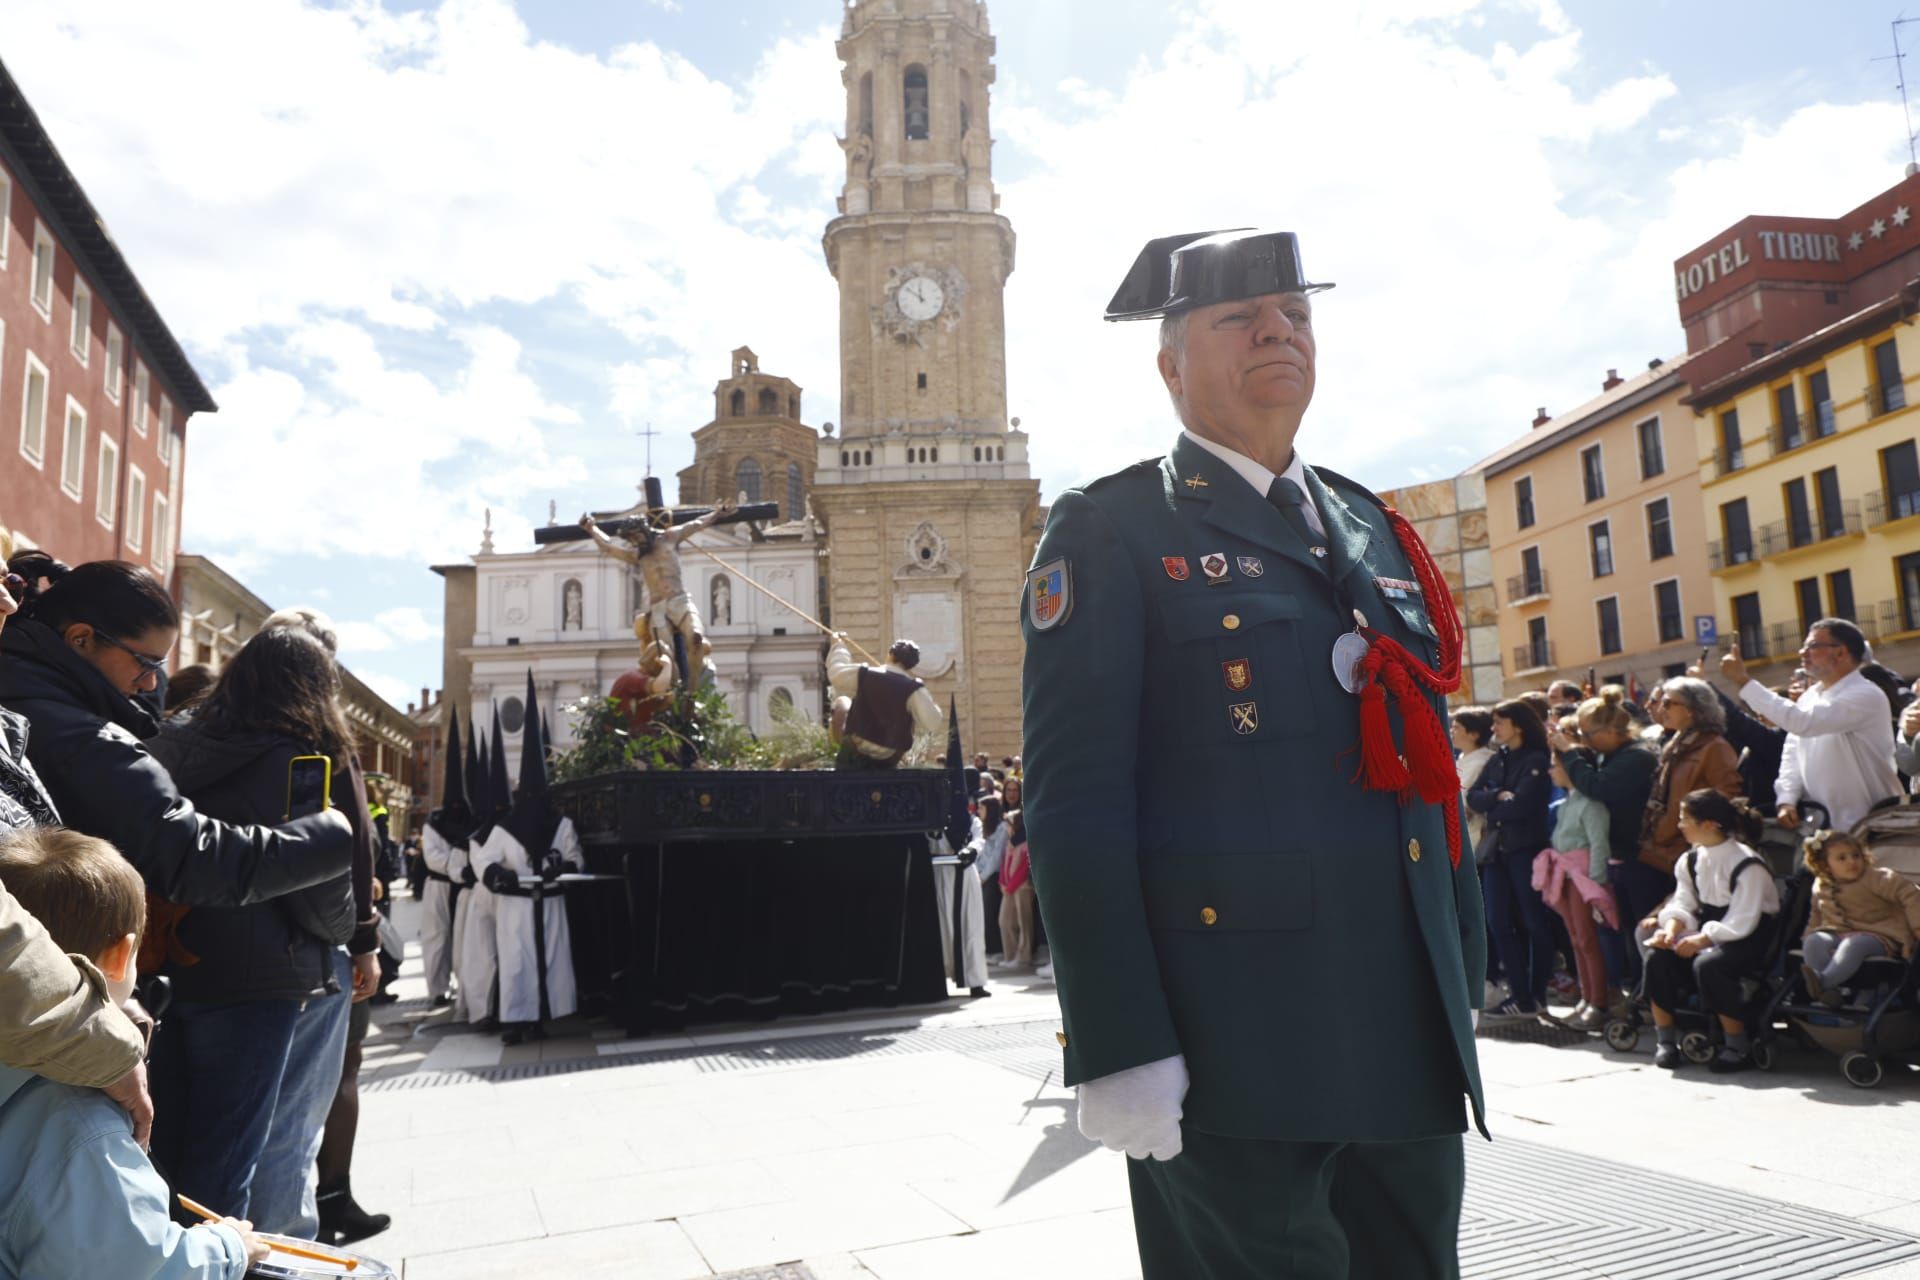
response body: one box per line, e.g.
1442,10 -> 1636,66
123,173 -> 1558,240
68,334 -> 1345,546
175,1194 -> 359,1271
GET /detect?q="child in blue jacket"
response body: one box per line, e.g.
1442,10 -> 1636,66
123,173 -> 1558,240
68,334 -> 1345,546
0,826 -> 266,1278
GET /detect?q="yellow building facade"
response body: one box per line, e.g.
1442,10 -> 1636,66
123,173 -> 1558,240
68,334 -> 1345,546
1689,295 -> 1920,676
1478,362 -> 1716,697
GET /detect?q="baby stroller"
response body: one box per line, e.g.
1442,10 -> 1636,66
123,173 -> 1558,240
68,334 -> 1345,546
1753,799 -> 1920,1088
1602,820 -> 1813,1065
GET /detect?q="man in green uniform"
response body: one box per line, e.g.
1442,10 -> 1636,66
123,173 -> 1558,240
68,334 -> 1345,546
1022,230 -> 1487,1278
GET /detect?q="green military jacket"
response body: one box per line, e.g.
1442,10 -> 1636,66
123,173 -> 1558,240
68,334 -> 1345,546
1022,433 -> 1487,1143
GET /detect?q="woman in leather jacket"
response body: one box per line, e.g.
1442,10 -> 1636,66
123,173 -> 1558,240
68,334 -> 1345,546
0,552 -> 349,907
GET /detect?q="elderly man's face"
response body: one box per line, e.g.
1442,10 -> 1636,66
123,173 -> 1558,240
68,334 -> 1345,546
1160,292 -> 1316,437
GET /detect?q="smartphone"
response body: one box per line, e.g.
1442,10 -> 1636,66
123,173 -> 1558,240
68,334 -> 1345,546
1699,648 -> 1710,668
1586,666 -> 1596,691
285,754 -> 333,820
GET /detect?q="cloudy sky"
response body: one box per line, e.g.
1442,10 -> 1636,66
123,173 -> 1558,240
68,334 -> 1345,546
7,0 -> 1915,707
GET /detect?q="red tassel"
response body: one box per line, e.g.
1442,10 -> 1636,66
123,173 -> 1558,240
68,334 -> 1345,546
1353,681 -> 1412,794
1345,506 -> 1468,868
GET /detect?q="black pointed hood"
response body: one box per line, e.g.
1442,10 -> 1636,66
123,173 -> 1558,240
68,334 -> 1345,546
944,695 -> 971,851
428,708 -> 471,845
463,714 -> 484,840
506,671 -> 560,855
487,702 -> 511,820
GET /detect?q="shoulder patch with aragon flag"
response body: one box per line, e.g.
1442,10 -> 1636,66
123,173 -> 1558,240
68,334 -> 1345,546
1027,557 -> 1073,632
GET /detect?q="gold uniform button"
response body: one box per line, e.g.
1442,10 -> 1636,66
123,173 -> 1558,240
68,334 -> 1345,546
1408,838 -> 1422,863
1055,1031 -> 1069,1048
1222,614 -> 1241,631
1200,906 -> 1219,926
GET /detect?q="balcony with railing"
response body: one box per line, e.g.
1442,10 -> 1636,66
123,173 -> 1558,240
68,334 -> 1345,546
1513,640 -> 1555,673
1772,415 -> 1804,455
1708,538 -> 1760,571
1756,502 -> 1863,558
1880,595 -> 1920,637
1505,570 -> 1549,605
1865,486 -> 1920,528
1707,434 -> 1773,480
1735,624 -> 1770,660
1866,381 -> 1909,418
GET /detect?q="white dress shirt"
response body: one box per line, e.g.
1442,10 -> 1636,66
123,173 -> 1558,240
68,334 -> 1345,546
1180,430 -> 1327,537
1658,838 -> 1779,945
1740,670 -> 1899,831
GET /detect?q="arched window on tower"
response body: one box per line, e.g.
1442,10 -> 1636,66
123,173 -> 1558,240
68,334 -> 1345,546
959,70 -> 973,137
903,67 -> 930,141
735,457 -> 763,502
786,463 -> 803,519
788,393 -> 800,418
730,389 -> 746,417
758,387 -> 779,415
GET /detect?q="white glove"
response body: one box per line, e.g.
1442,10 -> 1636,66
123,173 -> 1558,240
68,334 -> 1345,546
1075,1053 -> 1188,1161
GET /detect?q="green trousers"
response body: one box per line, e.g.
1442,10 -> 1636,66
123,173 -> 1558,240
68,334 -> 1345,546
1126,1128 -> 1465,1279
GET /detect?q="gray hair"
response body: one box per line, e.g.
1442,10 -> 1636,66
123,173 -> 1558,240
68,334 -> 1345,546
1658,676 -> 1725,735
1158,310 -> 1190,355
263,606 -> 338,656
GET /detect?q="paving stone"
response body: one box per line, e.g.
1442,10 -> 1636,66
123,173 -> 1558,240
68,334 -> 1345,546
402,1220 -> 713,1279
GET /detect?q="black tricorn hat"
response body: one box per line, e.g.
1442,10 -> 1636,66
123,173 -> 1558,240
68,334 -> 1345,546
1105,229 -> 1333,321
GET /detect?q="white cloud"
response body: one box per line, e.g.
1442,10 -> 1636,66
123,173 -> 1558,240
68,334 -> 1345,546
8,0 -> 845,539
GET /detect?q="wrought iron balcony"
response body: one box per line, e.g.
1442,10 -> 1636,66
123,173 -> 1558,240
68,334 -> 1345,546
1512,641 -> 1555,673
1506,571 -> 1549,604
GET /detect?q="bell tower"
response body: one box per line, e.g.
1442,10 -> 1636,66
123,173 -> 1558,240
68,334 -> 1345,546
813,0 -> 1039,756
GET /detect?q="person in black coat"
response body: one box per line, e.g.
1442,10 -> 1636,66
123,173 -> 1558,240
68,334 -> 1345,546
143,627 -> 359,1225
0,553 -> 349,906
1467,699 -> 1556,1021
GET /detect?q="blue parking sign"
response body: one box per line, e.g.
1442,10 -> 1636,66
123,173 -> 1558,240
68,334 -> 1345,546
1693,616 -> 1718,645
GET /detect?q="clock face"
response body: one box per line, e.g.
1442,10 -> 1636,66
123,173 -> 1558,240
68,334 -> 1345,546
897,274 -> 946,321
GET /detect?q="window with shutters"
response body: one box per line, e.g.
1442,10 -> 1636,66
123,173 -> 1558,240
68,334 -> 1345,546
1645,497 -> 1673,560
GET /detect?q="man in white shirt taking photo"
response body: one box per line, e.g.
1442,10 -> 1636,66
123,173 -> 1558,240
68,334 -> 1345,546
1720,617 -> 1900,832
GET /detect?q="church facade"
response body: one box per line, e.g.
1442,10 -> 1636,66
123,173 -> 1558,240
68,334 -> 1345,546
447,348 -> 826,778
810,0 -> 1041,759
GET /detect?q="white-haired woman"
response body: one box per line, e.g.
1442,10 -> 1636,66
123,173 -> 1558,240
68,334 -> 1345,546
1638,677 -> 1744,877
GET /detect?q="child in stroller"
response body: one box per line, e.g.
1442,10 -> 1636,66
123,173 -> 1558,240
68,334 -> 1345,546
1799,829 -> 1920,1002
1758,804 -> 1920,1087
1643,791 -> 1779,1073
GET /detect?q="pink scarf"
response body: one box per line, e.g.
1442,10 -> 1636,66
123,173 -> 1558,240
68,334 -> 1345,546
1531,848 -> 1620,930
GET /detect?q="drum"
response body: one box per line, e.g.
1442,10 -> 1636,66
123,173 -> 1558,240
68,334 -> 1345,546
245,1232 -> 396,1279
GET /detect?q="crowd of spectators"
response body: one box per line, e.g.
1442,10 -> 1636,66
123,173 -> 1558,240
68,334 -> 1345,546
0,550 -> 394,1278
1457,616 -> 1920,1074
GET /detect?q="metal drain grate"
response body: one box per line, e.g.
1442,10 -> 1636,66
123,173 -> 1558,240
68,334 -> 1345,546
1475,1016 -> 1592,1048
364,1019 -> 1064,1093
1462,1138 -> 1920,1279
711,1267 -> 814,1280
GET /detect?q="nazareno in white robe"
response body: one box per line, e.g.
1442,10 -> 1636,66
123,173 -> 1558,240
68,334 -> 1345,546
455,826 -> 505,1023
417,827 -> 459,1001
492,816 -> 581,1024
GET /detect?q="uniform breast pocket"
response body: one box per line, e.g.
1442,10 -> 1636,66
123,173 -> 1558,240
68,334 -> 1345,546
1164,591 -> 1318,743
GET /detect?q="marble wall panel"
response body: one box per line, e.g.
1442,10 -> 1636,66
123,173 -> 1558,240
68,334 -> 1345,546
1455,471 -> 1486,514
1465,585 -> 1498,628
1458,509 -> 1489,551
1416,516 -> 1460,557
1462,547 -> 1494,589
1468,624 -> 1502,666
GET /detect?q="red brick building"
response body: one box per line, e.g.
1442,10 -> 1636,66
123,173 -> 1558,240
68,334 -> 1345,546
0,57 -> 214,578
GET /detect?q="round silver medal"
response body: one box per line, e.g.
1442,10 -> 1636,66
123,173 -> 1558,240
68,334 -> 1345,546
1332,631 -> 1371,694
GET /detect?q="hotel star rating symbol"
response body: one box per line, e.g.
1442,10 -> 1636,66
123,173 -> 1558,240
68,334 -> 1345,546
1872,217 -> 1888,240
1896,205 -> 1912,228
1850,230 -> 1865,251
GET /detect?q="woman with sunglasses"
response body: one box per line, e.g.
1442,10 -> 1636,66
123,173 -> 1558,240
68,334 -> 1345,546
0,551 -> 350,909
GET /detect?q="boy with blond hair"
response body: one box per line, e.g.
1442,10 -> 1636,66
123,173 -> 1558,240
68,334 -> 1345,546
0,827 -> 267,1278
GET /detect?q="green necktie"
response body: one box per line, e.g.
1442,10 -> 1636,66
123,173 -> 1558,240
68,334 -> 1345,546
1268,476 -> 1329,566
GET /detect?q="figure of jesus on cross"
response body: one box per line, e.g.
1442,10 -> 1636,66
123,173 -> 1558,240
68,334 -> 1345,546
579,497 -> 735,686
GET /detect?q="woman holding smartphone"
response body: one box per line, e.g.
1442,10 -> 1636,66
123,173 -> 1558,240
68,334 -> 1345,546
143,627 -> 357,1229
